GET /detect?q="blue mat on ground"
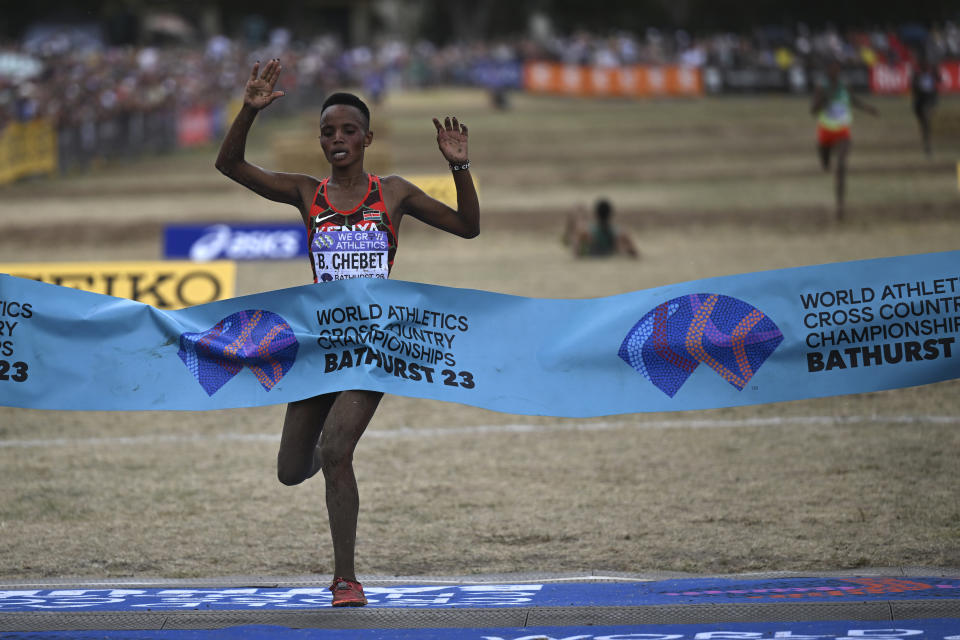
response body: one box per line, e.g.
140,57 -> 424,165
3,577 -> 960,612
3,619 -> 960,639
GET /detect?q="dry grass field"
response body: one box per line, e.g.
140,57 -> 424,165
1,89 -> 959,580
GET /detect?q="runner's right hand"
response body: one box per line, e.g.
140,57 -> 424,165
244,59 -> 285,110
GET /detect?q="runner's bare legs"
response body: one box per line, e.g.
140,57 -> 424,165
917,104 -> 933,156
818,145 -> 831,172
278,389 -> 383,580
833,139 -> 850,221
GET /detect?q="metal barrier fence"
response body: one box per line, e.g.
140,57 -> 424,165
0,82 -> 326,186
0,119 -> 58,184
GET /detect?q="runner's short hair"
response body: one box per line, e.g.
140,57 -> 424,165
595,198 -> 613,222
321,92 -> 370,129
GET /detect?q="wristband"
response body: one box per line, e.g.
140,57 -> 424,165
449,161 -> 471,172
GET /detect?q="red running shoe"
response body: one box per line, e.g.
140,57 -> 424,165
329,577 -> 367,607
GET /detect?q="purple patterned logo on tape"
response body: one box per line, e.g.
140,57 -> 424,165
619,293 -> 783,397
178,309 -> 299,396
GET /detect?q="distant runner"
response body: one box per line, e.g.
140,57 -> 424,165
911,52 -> 940,156
215,58 -> 479,607
811,60 -> 879,221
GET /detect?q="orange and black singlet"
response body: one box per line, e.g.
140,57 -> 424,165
306,174 -> 398,283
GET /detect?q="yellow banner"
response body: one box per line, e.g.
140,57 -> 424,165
407,174 -> 479,209
0,261 -> 236,310
0,119 -> 57,185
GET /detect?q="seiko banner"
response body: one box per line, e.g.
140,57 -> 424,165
0,261 -> 236,310
1,251 -> 957,414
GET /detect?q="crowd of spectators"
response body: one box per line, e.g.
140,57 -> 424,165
0,20 -> 957,145
526,21 -> 960,70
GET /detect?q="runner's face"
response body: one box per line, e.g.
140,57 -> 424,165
318,105 -> 372,167
827,62 -> 841,82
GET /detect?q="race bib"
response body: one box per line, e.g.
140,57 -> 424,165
312,229 -> 389,282
826,101 -> 850,122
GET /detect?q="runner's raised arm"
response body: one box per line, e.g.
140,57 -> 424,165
215,59 -> 315,209
383,116 -> 480,239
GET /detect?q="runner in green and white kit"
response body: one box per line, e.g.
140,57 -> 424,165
810,60 -> 879,221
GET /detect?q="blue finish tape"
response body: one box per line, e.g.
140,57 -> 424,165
1,251 -> 958,414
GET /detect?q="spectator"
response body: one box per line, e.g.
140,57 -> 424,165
565,199 -> 639,259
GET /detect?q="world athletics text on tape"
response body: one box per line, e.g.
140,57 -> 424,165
0,260 -> 236,310
0,251 -> 957,414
